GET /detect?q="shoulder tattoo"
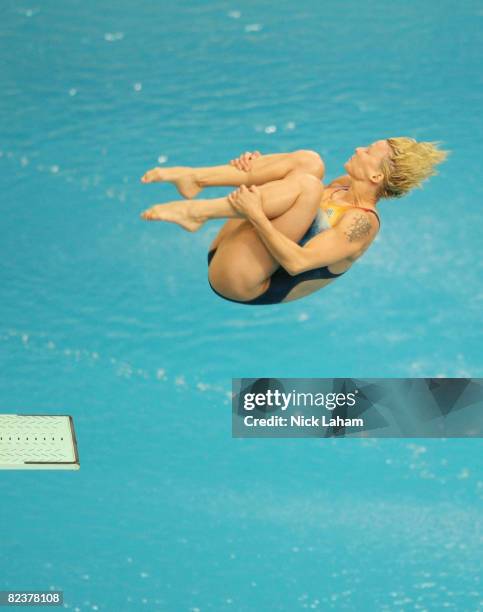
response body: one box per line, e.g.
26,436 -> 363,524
344,213 -> 372,243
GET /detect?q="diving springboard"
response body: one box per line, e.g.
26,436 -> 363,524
0,414 -> 79,470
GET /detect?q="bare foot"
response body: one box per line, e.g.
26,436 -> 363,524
140,166 -> 201,199
140,201 -> 204,232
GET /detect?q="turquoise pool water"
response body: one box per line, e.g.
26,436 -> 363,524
1,0 -> 482,610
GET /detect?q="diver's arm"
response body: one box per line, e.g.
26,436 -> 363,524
249,214 -> 309,276
290,210 -> 376,274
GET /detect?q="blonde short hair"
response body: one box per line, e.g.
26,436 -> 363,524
378,137 -> 450,199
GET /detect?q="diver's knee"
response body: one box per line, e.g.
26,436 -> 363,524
292,150 -> 325,179
294,172 -> 325,198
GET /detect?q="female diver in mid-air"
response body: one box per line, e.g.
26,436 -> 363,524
139,138 -> 448,305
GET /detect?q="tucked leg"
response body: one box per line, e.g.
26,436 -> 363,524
208,173 -> 324,301
141,150 -> 325,198
141,168 -> 323,229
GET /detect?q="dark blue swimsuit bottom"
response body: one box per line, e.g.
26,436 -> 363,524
207,211 -> 345,305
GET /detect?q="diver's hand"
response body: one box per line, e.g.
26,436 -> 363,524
229,151 -> 261,172
227,185 -> 264,220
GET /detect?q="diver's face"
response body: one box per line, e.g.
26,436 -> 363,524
344,139 -> 392,180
